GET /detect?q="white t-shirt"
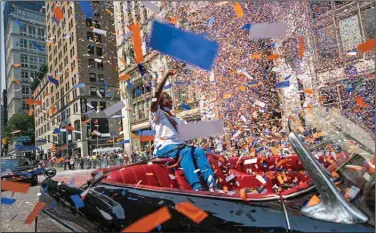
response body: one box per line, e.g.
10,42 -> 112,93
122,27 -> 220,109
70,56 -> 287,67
150,106 -> 187,154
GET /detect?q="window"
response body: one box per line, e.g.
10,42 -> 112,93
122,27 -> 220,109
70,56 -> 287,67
90,87 -> 97,96
97,61 -> 103,69
362,8 -> 376,40
95,34 -> 102,43
91,101 -> 98,109
22,85 -> 29,94
90,73 -> 96,82
21,54 -> 28,67
97,74 -> 104,83
99,88 -> 105,96
73,102 -> 78,113
21,70 -> 29,80
88,46 -> 94,54
20,39 -> 27,49
20,25 -> 27,36
74,120 -> 81,140
89,59 -> 95,68
87,32 -> 94,40
94,20 -> 101,29
86,18 -> 93,27
315,25 -> 339,62
339,15 -> 362,52
37,28 -> 45,40
39,58 -> 46,68
28,26 -> 36,38
96,47 -> 103,56
30,56 -> 38,68
99,101 -> 106,110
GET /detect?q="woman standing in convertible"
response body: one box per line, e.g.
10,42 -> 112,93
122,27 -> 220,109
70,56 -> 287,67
150,69 -> 216,191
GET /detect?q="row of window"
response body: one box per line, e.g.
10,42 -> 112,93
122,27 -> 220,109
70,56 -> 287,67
88,59 -> 104,69
19,39 -> 46,53
19,24 -> 45,40
21,70 -> 38,81
88,46 -> 103,56
20,54 -> 46,69
16,8 -> 45,22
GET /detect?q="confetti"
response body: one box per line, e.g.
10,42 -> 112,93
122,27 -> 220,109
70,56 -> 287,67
150,20 -> 219,71
24,202 -> 47,224
298,36 -> 304,58
233,2 -> 244,18
70,194 -> 85,208
1,180 -> 30,193
250,23 -> 287,39
54,5 -> 64,21
306,195 -> 320,207
130,23 -> 143,64
175,202 -> 208,224
1,197 -> 16,205
122,206 -> 171,232
357,38 -> 375,53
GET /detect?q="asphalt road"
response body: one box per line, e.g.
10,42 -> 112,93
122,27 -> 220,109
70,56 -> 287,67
1,168 -> 93,232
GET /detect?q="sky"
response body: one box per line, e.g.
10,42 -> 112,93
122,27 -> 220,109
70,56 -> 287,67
1,1 -> 5,93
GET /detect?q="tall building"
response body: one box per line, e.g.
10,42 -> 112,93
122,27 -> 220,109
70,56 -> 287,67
4,1 -> 47,119
36,1 -> 121,157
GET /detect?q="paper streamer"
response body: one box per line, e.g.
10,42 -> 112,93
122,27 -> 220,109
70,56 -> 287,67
104,100 -> 126,117
93,28 -> 107,36
1,180 -> 30,193
175,202 -> 208,224
130,23 -> 143,64
24,202 -> 47,224
79,1 -> 94,18
141,1 -> 161,15
150,20 -> 219,71
233,2 -> 244,18
178,120 -> 224,141
122,206 -> 171,232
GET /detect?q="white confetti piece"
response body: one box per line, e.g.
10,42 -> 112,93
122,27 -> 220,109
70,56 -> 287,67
255,100 -> 266,108
244,158 -> 257,165
225,174 -> 235,182
194,169 -> 200,173
363,172 -> 371,181
178,120 -> 224,141
208,175 -> 213,182
104,100 -> 126,117
135,180 -> 142,187
141,1 -> 161,15
97,207 -> 113,220
256,175 -> 266,184
92,28 -> 107,36
168,174 -> 176,180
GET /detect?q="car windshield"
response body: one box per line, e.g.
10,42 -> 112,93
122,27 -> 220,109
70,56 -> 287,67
289,107 -> 375,218
1,158 -> 31,170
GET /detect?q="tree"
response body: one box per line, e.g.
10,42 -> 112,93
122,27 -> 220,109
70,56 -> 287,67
3,114 -> 35,146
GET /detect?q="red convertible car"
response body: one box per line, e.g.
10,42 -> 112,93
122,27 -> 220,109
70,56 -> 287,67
37,108 -> 375,232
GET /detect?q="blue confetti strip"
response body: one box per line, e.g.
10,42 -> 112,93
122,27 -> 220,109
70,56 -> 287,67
1,197 -> 16,205
241,24 -> 252,30
163,83 -> 172,90
70,194 -> 85,208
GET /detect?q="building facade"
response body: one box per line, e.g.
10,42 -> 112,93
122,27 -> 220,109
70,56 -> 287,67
4,1 -> 47,119
34,1 -> 121,157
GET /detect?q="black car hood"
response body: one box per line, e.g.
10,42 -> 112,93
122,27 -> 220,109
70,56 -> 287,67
1,166 -> 37,173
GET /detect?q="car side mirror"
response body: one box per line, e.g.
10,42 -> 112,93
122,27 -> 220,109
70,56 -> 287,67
43,168 -> 57,178
288,132 -> 368,224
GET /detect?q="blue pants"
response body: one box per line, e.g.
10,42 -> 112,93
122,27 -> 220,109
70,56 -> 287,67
156,144 -> 215,190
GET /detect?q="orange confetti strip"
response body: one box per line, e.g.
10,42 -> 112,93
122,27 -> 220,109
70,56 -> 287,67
175,202 -> 208,224
277,175 -> 284,185
306,195 -> 320,207
358,38 -> 375,53
28,108 -> 33,116
50,106 -> 57,114
169,17 -> 178,25
122,206 -> 171,232
65,125 -> 75,131
25,98 -> 42,105
24,202 -> 47,224
304,89 -> 314,94
240,189 -> 247,200
298,36 -> 304,58
105,9 -> 114,15
233,2 -> 244,18
276,159 -> 287,167
355,96 -> 367,107
130,23 -> 143,64
223,93 -> 232,100
120,74 -> 130,81
267,54 -> 280,60
270,147 -> 279,155
119,57 -> 127,66
1,180 -> 30,193
319,95 -> 326,103
251,53 -> 262,59
54,6 -> 63,21
13,64 -> 22,67
331,171 -> 339,178
239,86 -> 246,92
81,120 -> 90,125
